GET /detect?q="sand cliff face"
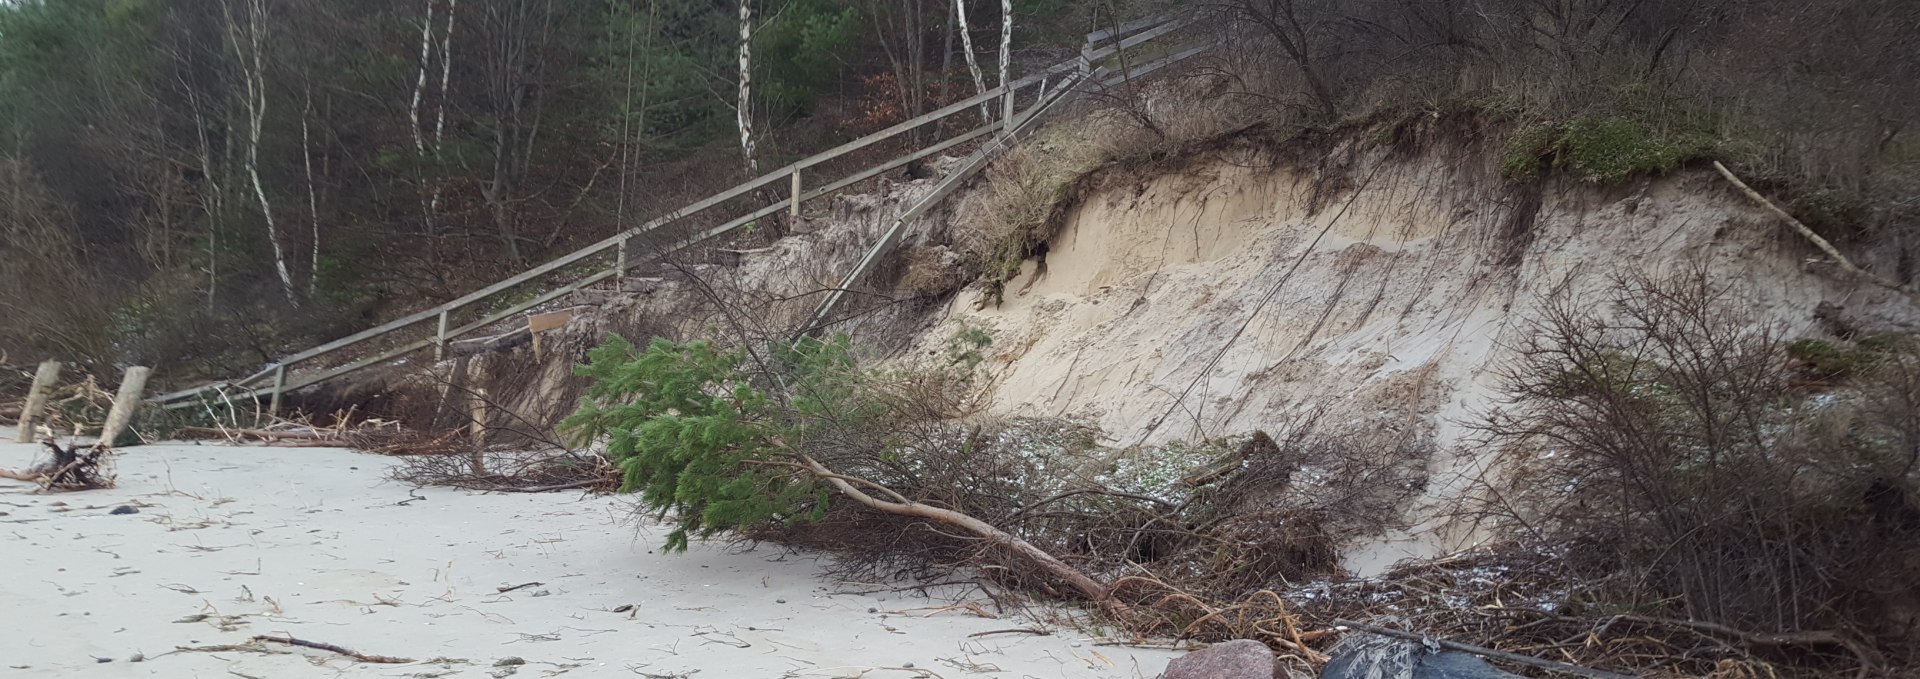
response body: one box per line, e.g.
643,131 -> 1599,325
389,124 -> 1918,574
899,131 -> 1919,573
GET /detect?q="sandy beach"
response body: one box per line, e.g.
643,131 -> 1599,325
0,430 -> 1177,678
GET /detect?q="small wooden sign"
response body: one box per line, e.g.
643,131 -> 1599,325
527,310 -> 574,358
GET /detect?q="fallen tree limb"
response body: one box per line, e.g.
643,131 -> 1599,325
1334,619 -> 1635,679
250,634 -> 412,664
968,627 -> 1051,638
480,479 -> 599,493
1713,161 -> 1914,298
1601,614 -> 1882,678
178,427 -> 330,440
261,440 -> 348,448
798,454 -> 1128,619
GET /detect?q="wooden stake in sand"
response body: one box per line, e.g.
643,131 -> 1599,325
468,388 -> 488,476
97,366 -> 152,446
15,360 -> 62,443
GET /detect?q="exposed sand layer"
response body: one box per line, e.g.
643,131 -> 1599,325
0,431 -> 1176,678
906,143 -> 1920,574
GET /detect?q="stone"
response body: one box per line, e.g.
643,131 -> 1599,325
108,506 -> 138,515
1159,639 -> 1274,679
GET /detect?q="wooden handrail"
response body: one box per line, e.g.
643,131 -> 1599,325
153,15 -> 1200,411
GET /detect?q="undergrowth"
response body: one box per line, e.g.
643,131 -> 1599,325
1501,114 -> 1721,183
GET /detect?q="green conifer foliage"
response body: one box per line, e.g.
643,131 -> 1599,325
561,334 -> 863,551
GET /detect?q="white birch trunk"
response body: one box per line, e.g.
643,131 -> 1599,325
951,0 -> 991,122
427,0 -> 458,218
226,0 -> 300,307
301,88 -> 320,297
736,0 -> 756,173
409,0 -> 435,155
999,0 -> 1013,125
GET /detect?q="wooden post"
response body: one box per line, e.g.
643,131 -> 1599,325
97,366 -> 152,447
266,364 -> 287,418
435,309 -> 450,361
15,360 -> 61,443
468,388 -> 488,476
789,168 -> 802,220
615,237 -> 629,280
1003,83 -> 1016,131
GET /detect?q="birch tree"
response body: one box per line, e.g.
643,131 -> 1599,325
223,0 -> 300,307
736,0 -> 756,173
951,0 -> 990,122
409,0 -> 459,235
998,0 -> 1012,125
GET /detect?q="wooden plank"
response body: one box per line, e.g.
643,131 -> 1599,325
789,169 -> 801,220
528,310 -> 573,358
154,362 -> 277,403
528,310 -> 573,334
1100,43 -> 1211,87
1090,16 -> 1194,66
267,364 -> 287,417
275,337 -> 438,394
445,269 -> 617,341
800,73 -> 1085,336
1086,13 -> 1170,44
161,336 -> 436,410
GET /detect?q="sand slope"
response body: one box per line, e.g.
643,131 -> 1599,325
907,144 -> 1920,573
0,432 -> 1174,678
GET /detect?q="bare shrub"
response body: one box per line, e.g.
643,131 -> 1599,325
1476,270 -> 1920,661
0,154 -> 113,365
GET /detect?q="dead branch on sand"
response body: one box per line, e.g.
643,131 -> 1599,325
0,441 -> 116,491
250,634 -> 413,664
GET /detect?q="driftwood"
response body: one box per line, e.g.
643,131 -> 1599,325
177,427 -> 331,440
250,634 -> 412,664
0,441 -> 116,490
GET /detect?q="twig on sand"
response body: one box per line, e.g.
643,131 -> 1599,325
497,581 -> 543,593
799,667 -> 945,678
250,634 -> 413,664
887,603 -> 996,619
967,627 -> 1050,638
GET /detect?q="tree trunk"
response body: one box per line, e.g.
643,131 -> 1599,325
800,455 -> 1126,618
952,0 -> 991,122
225,0 -> 300,307
736,0 -> 757,173
301,87 -> 321,297
998,0 -> 1013,124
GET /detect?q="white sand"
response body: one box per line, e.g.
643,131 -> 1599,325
0,431 -> 1177,678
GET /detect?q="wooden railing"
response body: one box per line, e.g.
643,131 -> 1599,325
152,16 -> 1205,414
